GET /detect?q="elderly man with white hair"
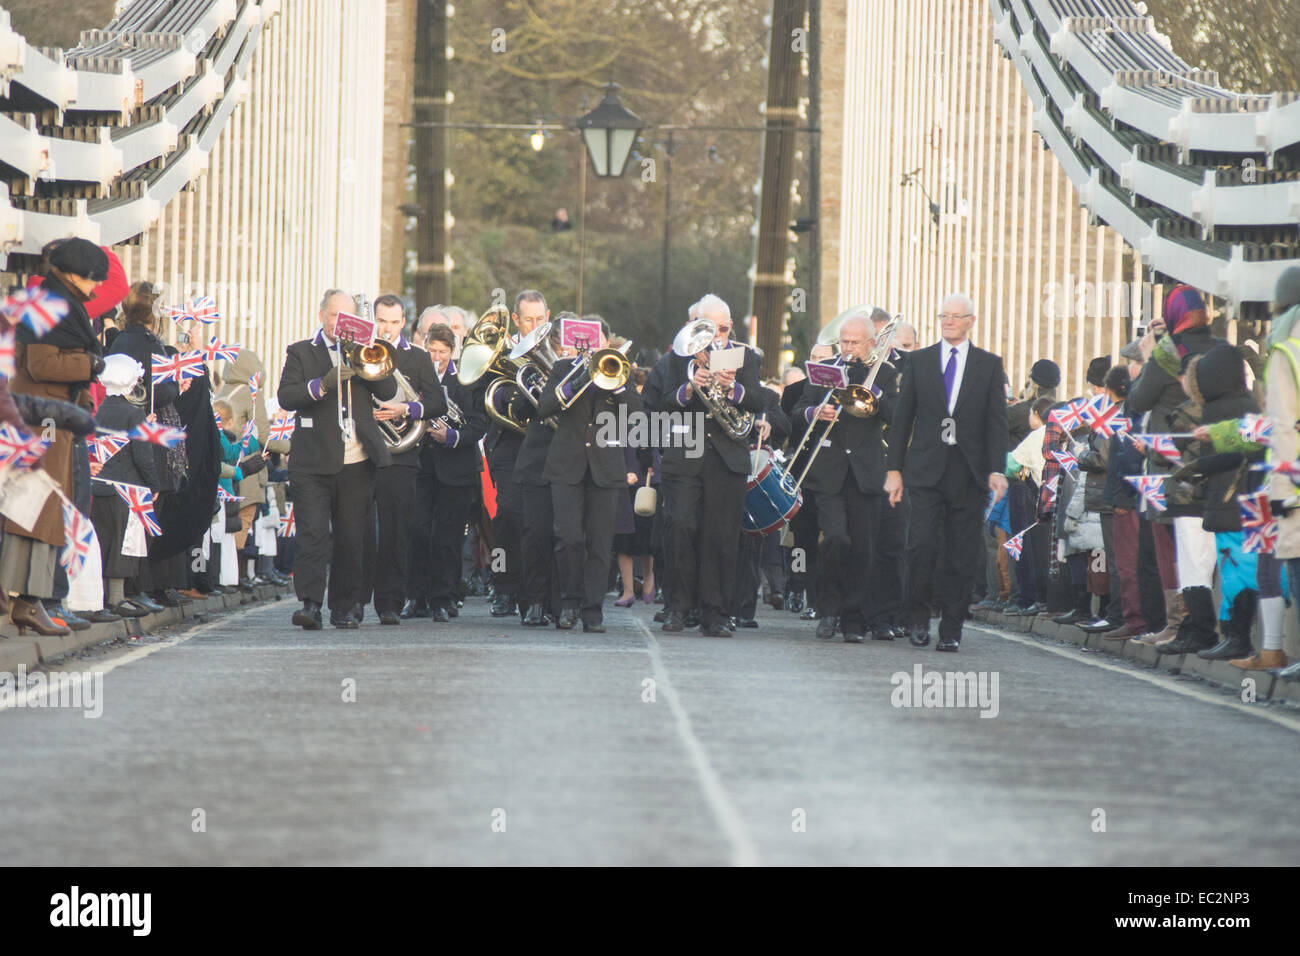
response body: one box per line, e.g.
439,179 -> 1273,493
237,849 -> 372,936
886,293 -> 1008,652
642,293 -> 766,637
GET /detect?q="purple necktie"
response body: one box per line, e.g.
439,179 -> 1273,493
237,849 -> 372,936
943,346 -> 958,406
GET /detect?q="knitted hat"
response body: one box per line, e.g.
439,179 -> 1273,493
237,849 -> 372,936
1163,284 -> 1207,334
1029,359 -> 1060,389
1086,356 -> 1111,387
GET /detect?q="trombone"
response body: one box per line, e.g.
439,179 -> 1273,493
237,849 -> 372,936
335,293 -> 373,443
553,341 -> 633,409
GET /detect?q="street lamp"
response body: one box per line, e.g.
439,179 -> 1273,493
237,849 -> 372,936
576,82 -> 643,177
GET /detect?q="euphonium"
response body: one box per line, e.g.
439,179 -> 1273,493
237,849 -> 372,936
352,338 -> 427,454
457,305 -> 520,386
672,317 -> 755,442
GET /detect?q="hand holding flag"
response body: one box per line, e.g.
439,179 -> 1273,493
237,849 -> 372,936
2,287 -> 69,337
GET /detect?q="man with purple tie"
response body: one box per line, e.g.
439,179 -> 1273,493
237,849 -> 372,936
884,294 -> 1009,652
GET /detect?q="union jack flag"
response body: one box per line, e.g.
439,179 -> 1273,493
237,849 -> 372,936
278,504 -> 295,537
1051,449 -> 1079,475
0,422 -> 51,470
248,371 -> 260,400
2,287 -> 69,337
1243,520 -> 1279,554
127,421 -> 186,448
1087,396 -> 1131,438
1126,475 -> 1168,512
1145,434 -> 1182,463
1042,473 -> 1061,506
1265,459 -> 1300,487
203,336 -> 241,363
1004,530 -> 1025,561
151,351 -> 207,384
1239,414 -> 1273,446
87,433 -> 130,464
1048,398 -> 1088,430
268,414 -> 295,441
0,329 -> 15,379
167,295 -> 220,325
1238,491 -> 1273,529
114,483 -> 162,536
217,487 -> 243,503
238,419 -> 255,457
58,502 -> 95,578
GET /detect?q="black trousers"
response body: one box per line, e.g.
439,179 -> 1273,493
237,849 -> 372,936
551,475 -> 618,623
815,481 -> 882,633
367,464 -> 416,614
520,481 -> 558,612
867,488 -> 907,627
408,471 -> 475,609
729,530 -> 763,619
490,464 -> 523,597
663,445 -> 746,626
787,491 -> 820,605
653,480 -> 674,609
904,447 -> 986,640
293,461 -> 376,613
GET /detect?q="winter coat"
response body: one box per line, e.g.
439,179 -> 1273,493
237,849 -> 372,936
1076,419 -> 1111,514
215,347 -> 280,509
1127,325 -> 1226,475
1179,344 -> 1260,533
1265,318 -> 1300,559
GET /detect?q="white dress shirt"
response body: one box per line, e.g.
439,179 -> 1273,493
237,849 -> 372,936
940,338 -> 971,414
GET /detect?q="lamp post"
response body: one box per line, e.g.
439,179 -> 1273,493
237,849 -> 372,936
574,82 -> 643,313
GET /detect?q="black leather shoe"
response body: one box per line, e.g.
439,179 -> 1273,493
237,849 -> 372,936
293,601 -> 323,630
583,620 -> 606,633
431,606 -> 451,623
661,610 -> 685,633
843,630 -> 865,644
816,616 -> 839,640
379,611 -> 401,625
701,623 -> 731,637
112,600 -> 148,619
737,618 -> 759,629
936,636 -> 961,652
236,579 -> 255,594
330,609 -> 358,629
684,610 -> 699,629
556,608 -> 578,630
769,593 -> 784,611
908,626 -> 931,648
1052,609 -> 1089,625
785,591 -> 804,613
84,608 -> 123,624
448,604 -> 459,618
725,616 -> 738,631
652,609 -> 667,623
490,593 -> 516,617
522,604 -> 549,627
401,598 -> 429,619
1196,633 -> 1251,660
350,603 -> 364,625
870,628 -> 895,641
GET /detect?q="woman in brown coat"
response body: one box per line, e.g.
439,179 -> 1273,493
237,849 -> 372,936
1,238 -> 107,635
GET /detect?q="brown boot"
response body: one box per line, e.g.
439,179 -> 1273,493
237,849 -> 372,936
1131,589 -> 1185,646
1230,649 -> 1287,670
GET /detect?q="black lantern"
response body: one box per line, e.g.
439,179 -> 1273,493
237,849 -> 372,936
575,82 -> 643,178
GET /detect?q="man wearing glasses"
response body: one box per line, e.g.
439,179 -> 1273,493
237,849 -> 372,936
885,294 -> 1008,652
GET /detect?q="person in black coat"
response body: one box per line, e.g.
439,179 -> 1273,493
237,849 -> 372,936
402,323 -> 488,622
886,294 -> 1009,652
780,346 -> 833,616
362,294 -> 447,625
534,334 -> 644,631
277,289 -> 398,629
641,297 -> 766,637
794,316 -> 899,642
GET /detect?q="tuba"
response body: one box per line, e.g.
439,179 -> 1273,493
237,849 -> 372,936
673,318 -> 755,442
350,337 -> 428,454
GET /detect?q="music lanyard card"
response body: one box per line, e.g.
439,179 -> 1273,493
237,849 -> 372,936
806,360 -> 848,389
708,345 -> 745,372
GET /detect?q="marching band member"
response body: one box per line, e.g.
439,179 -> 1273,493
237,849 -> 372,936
866,307 -> 907,640
278,289 -> 397,630
642,294 -> 765,637
485,291 -> 549,618
513,319 -> 568,627
534,323 -> 643,632
793,314 -> 897,643
403,323 -> 488,622
364,294 -> 446,625
781,342 -> 834,619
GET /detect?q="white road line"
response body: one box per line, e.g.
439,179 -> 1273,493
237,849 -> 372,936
0,615 -> 230,715
978,625 -> 1300,733
630,615 -> 760,867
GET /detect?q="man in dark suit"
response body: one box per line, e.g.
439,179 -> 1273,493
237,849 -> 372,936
534,329 -> 643,632
886,294 -> 1008,652
780,343 -> 834,618
403,323 -> 488,622
483,290 -> 549,619
728,377 -> 790,628
642,295 -> 766,637
278,289 -> 398,630
794,315 -> 898,643
865,308 -> 908,640
362,294 -> 446,625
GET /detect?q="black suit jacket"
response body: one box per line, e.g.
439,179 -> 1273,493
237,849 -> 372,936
887,340 -> 1008,488
641,344 -> 765,477
535,357 -> 644,488
387,338 -> 447,469
278,331 -> 398,477
417,359 -> 487,486
511,389 -> 555,488
794,357 -> 898,495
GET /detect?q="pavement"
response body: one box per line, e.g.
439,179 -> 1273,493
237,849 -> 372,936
1,592 -> 1298,866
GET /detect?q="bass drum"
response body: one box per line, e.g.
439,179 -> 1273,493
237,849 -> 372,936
743,446 -> 802,536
